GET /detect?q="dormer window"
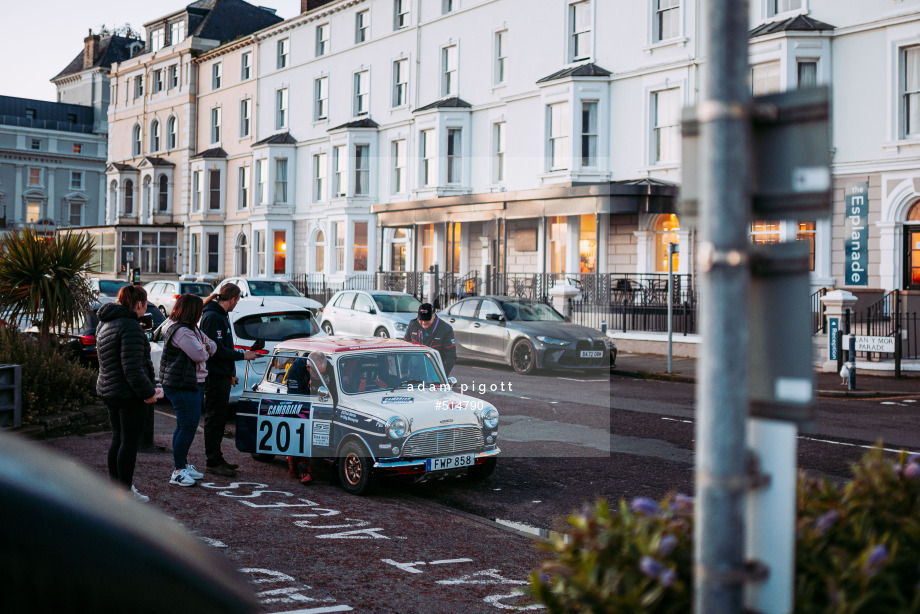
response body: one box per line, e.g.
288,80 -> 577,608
149,28 -> 164,52
169,20 -> 185,45
767,0 -> 802,17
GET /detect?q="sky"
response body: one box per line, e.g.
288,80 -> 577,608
0,0 -> 297,102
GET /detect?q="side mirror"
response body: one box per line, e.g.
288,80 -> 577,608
317,386 -> 331,402
447,376 -> 458,386
368,307 -> 376,314
486,313 -> 503,322
251,338 -> 265,352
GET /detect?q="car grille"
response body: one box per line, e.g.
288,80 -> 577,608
575,339 -> 606,352
402,427 -> 484,457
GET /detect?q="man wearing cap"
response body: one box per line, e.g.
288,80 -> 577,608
404,303 -> 457,375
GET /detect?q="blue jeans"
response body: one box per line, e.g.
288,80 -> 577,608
164,384 -> 203,470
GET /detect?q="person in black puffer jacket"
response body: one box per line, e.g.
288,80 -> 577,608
95,285 -> 159,502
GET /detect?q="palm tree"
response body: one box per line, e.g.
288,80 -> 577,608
0,228 -> 96,349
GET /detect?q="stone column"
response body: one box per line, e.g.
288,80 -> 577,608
876,221 -> 899,292
819,290 -> 858,372
549,281 -> 581,319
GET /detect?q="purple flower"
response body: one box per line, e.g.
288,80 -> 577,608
639,556 -> 664,578
658,534 -> 679,556
815,509 -> 840,535
862,545 -> 888,577
659,567 -> 677,587
905,463 -> 920,480
670,493 -> 694,516
538,572 -> 550,584
631,497 -> 660,517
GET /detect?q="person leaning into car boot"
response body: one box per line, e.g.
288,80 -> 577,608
403,303 -> 457,375
287,353 -> 336,485
200,283 -> 258,478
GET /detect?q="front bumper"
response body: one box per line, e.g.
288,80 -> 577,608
536,346 -> 612,370
373,447 -> 500,471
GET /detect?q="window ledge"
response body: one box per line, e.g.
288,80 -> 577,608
491,82 -> 507,92
638,162 -> 681,172
642,37 -> 688,55
882,138 -> 920,153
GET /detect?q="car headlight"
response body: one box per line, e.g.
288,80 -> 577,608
394,322 -> 407,332
483,407 -> 499,429
386,416 -> 407,439
536,335 -> 570,346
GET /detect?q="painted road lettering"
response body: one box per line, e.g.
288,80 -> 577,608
381,558 -> 474,574
239,567 -> 352,612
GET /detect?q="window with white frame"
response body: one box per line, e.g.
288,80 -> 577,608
28,167 -> 41,187
277,38 -> 290,69
316,24 -> 329,56
153,69 -> 164,93
333,222 -> 345,271
238,166 -> 249,209
570,1 -> 592,62
275,88 -> 288,130
313,152 -> 326,201
211,106 -> 221,143
797,60 -> 817,89
132,124 -> 141,156
443,0 -> 455,13
69,202 -> 82,226
314,76 -> 328,120
420,129 -> 434,187
767,0 -> 802,17
353,221 -> 368,271
581,101 -> 598,167
191,234 -> 200,274
150,28 -> 164,52
393,59 -> 408,107
273,230 -> 286,275
257,159 -> 268,204
275,159 -> 288,203
212,63 -> 222,89
652,88 -> 680,164
134,75 -> 144,100
240,98 -> 251,137
167,116 -> 177,149
193,170 -> 202,211
168,65 -> 178,89
446,128 -> 462,184
903,46 -> 920,139
442,45 -> 458,97
548,103 -> 570,171
207,233 -> 220,274
392,139 -> 406,194
73,143 -> 82,154
255,230 -> 266,275
356,10 -> 369,43
314,230 -> 325,272
354,70 -> 369,115
241,52 -> 252,80
493,122 -> 505,183
30,139 -> 40,151
333,146 -> 346,197
150,119 -> 161,152
70,171 -> 84,190
654,0 -> 679,42
209,169 -> 221,211
237,233 -> 248,275
751,61 -> 781,95
158,175 -> 168,212
354,145 -> 370,196
494,30 -> 507,85
394,0 -> 409,29
170,20 -> 185,45
751,220 -> 780,245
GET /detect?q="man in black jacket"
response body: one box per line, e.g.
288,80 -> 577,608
200,286 -> 257,477
403,303 -> 457,375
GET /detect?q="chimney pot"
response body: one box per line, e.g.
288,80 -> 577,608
83,31 -> 101,70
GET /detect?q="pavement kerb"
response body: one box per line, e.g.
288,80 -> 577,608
611,368 -> 695,385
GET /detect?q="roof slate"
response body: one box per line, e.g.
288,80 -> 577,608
413,97 -> 473,113
749,14 -> 835,37
329,117 -> 380,131
254,131 -> 297,146
53,35 -> 144,81
192,147 -> 228,159
141,156 -> 175,167
190,0 -> 283,42
537,62 -> 613,84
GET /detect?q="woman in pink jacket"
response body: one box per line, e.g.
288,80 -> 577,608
159,294 -> 216,487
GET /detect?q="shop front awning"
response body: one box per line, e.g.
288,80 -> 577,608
371,179 -> 678,226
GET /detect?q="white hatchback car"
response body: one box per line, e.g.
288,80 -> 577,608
320,290 -> 421,339
144,280 -> 215,317
150,298 -> 325,403
215,277 -> 323,319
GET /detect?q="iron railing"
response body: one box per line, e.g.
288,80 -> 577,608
811,288 -> 828,334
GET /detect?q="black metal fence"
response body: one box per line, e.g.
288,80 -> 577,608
811,288 -> 828,335
845,290 -> 920,364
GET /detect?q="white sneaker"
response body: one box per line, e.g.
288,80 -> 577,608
169,468 -> 196,487
131,485 -> 150,503
185,464 -> 204,480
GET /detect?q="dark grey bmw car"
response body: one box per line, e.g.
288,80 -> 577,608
438,295 -> 616,375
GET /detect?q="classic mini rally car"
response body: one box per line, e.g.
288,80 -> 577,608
235,337 -> 500,495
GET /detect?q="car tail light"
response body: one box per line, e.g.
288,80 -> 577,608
80,334 -> 96,346
173,294 -> 181,300
234,344 -> 269,355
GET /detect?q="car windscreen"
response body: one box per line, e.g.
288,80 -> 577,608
233,311 -> 317,341
499,300 -> 566,322
372,294 -> 421,313
181,283 -> 214,296
337,351 -> 444,394
98,280 -> 130,296
248,280 -> 302,297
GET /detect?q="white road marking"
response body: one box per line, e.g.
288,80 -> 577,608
558,377 -> 593,383
381,559 -> 427,573
484,590 -> 546,611
316,527 -> 390,539
437,569 -> 529,586
798,436 -> 919,455
239,568 -> 296,583
200,537 -> 226,548
904,399 -> 916,403
662,417 -> 693,424
519,397 -> 530,400
430,558 -> 474,565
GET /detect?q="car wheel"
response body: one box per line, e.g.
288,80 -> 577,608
158,306 -> 168,318
374,327 -> 390,338
322,322 -> 334,335
466,457 -> 497,482
338,440 -> 377,496
251,453 -> 276,462
511,339 -> 537,375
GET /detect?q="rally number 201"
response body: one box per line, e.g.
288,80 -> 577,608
257,417 -> 308,456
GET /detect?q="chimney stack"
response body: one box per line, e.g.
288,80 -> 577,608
83,29 -> 100,70
303,0 -> 335,13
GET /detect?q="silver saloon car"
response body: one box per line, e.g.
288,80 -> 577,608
439,296 -> 616,375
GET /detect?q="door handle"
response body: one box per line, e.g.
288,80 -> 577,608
473,323 -> 481,328
449,318 -> 456,323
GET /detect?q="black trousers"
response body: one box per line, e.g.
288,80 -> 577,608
105,397 -> 146,488
203,374 -> 232,467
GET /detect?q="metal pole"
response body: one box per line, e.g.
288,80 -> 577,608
667,242 -> 675,374
695,0 -> 751,610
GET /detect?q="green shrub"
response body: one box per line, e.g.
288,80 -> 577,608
0,327 -> 97,425
532,447 -> 920,613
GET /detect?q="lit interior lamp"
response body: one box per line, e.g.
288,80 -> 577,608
281,242 -> 287,252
